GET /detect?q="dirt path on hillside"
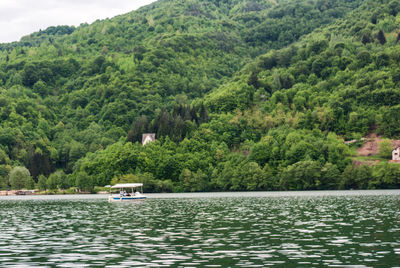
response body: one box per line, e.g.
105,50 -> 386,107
357,133 -> 381,156
357,133 -> 400,156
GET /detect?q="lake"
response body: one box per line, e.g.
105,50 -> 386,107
0,190 -> 399,267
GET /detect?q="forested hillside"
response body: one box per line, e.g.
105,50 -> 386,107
1,0 -> 400,192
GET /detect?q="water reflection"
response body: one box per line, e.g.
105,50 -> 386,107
0,191 -> 399,267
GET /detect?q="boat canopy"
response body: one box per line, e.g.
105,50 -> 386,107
111,183 -> 143,189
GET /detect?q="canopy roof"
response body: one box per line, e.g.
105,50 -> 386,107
111,183 -> 143,189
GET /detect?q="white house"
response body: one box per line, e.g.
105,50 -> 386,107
392,147 -> 400,160
142,133 -> 156,146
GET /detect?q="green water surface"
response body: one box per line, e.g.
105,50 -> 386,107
0,190 -> 399,267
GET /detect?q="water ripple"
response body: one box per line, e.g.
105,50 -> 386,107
0,191 -> 399,266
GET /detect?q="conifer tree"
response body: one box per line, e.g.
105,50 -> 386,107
199,104 -> 209,124
377,30 -> 386,45
362,33 -> 371,45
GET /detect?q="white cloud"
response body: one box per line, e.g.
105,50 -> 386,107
0,0 -> 156,43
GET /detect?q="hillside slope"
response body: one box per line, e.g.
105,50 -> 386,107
2,0 -> 400,192
206,0 -> 400,140
75,0 -> 400,192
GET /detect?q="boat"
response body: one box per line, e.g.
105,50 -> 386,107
107,183 -> 147,202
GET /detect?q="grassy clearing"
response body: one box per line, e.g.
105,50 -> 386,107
351,155 -> 388,161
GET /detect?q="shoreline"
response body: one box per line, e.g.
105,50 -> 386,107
2,189 -> 400,198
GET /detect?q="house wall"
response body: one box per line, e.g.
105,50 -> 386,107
143,136 -> 152,145
142,133 -> 156,145
393,148 -> 400,160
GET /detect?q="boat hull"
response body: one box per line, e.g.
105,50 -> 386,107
108,196 -> 147,202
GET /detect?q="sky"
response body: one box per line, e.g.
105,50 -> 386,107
0,0 -> 156,43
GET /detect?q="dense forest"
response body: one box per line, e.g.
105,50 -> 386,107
1,0 -> 400,192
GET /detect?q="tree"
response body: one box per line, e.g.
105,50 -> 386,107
45,171 -> 68,190
280,161 -> 321,190
180,168 -> 192,191
340,165 -> 357,189
249,141 -> 273,166
111,174 -> 138,185
68,141 -> 86,168
355,165 -> 373,189
357,50 -> 371,67
27,148 -> 53,180
378,139 -> 393,159
307,39 -> 329,55
133,45 -> 146,64
0,175 -> 7,190
389,0 -> 400,16
75,171 -> 94,192
46,173 -> 59,190
312,56 -> 327,77
377,105 -> 400,137
371,162 -> 400,189
248,72 -> 260,88
320,162 -> 340,189
380,164 -> 400,188
241,162 -> 265,190
9,166 -> 33,190
362,33 -> 371,44
33,80 -> 49,96
128,115 -> 149,143
0,165 -> 11,190
377,30 -> 386,45
21,63 -> 39,86
376,53 -> 390,67
199,103 -> 209,124
37,174 -> 47,191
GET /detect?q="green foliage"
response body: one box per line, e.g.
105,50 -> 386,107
111,173 -> 139,185
371,162 -> 400,188
378,139 -> 393,159
377,30 -> 387,45
9,166 -> 33,190
37,174 -> 47,191
0,0 -> 399,192
280,161 -> 322,190
46,171 -> 68,190
75,171 -> 94,192
0,165 -> 11,189
46,173 -> 58,190
180,168 -> 209,192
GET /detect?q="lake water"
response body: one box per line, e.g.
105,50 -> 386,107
0,190 -> 400,267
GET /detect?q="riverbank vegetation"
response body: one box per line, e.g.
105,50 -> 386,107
1,0 -> 400,192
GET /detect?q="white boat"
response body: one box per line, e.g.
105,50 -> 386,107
107,183 -> 147,202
